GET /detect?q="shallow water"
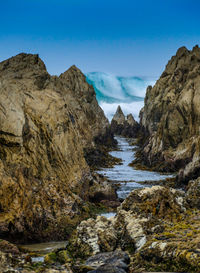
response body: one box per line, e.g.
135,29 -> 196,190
20,137 -> 173,255
19,240 -> 67,254
99,212 -> 116,218
98,136 -> 173,200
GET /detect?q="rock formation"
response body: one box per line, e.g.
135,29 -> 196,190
138,45 -> 200,183
69,183 -> 200,272
110,106 -> 140,137
0,53 -> 114,242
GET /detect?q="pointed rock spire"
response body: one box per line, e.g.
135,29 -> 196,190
127,114 -> 137,126
112,105 -> 126,125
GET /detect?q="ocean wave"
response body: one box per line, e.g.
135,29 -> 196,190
86,72 -> 155,121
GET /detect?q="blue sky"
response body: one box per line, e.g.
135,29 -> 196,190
0,0 -> 200,77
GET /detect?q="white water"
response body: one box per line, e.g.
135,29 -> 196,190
98,136 -> 174,200
86,72 -> 156,121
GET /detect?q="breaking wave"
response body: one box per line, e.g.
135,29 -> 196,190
86,72 -> 155,121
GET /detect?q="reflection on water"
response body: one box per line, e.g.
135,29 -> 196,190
99,212 -> 116,218
19,241 -> 67,254
98,136 -> 173,199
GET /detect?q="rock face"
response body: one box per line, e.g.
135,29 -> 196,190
69,184 -> 200,272
110,106 -> 140,137
139,45 -> 200,182
0,53 -> 112,242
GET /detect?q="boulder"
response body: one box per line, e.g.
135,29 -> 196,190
68,216 -> 117,258
86,250 -> 130,273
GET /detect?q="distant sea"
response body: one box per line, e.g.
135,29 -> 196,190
86,72 -> 156,121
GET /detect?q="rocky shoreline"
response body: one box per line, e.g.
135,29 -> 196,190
0,46 -> 200,272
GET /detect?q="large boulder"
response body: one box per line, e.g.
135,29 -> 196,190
111,106 -> 140,137
0,53 -> 112,242
139,45 -> 200,182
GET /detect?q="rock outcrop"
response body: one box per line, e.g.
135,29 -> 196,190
110,106 -> 140,137
139,45 -> 200,183
0,53 -> 113,242
69,183 -> 200,272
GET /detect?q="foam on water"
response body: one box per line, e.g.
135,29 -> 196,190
86,72 -> 155,121
98,136 -> 174,200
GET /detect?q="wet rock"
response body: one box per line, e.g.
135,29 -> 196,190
85,250 -> 129,273
110,106 -> 140,137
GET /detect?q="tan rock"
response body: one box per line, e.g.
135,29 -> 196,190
111,106 -> 140,137
0,53 -> 111,241
139,45 -> 200,182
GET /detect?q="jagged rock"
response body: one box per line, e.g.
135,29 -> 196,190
68,186 -> 186,259
110,106 -> 140,137
139,45 -> 200,182
112,106 -> 126,125
68,216 -> 117,258
0,53 -> 113,242
70,185 -> 200,272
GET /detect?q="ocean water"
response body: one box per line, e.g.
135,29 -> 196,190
86,72 -> 156,121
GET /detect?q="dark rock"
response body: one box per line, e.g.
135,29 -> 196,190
110,106 -> 140,137
86,250 -> 130,273
186,178 -> 200,209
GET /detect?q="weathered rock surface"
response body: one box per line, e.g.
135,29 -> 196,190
139,45 -> 200,183
110,106 -> 140,137
0,53 -> 113,242
86,250 -> 130,273
69,184 -> 200,272
68,185 -> 186,256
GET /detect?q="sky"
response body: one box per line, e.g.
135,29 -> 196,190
0,0 -> 200,77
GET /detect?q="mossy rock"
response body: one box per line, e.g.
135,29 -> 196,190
44,252 -> 57,264
57,250 -> 71,264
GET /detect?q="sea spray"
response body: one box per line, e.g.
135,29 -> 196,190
86,72 -> 155,121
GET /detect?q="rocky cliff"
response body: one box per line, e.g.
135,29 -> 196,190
139,45 -> 200,183
0,53 -> 112,242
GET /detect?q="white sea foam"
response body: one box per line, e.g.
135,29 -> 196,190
86,72 -> 155,121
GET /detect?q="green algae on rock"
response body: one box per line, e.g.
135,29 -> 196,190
68,183 -> 200,272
